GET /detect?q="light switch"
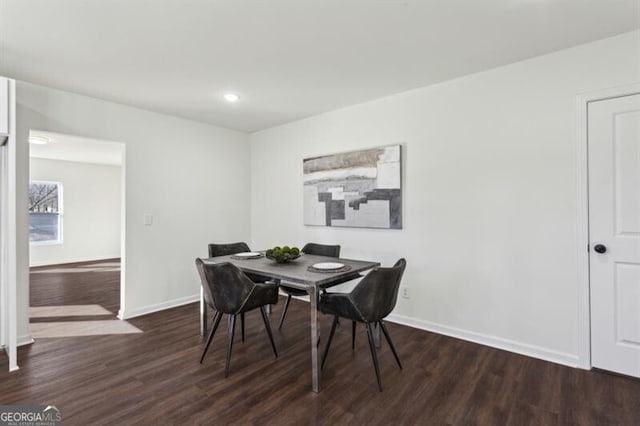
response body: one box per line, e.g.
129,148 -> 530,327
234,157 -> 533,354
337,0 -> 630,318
143,214 -> 153,226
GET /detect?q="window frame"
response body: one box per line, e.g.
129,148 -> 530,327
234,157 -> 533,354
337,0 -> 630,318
28,180 -> 64,246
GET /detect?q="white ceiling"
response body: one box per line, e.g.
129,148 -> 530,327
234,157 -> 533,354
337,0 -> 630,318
29,131 -> 124,166
2,1 -> 638,132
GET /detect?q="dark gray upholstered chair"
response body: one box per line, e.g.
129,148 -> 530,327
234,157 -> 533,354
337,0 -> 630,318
196,258 -> 278,377
208,242 -> 251,258
278,243 -> 347,329
319,258 -> 407,391
208,242 -> 271,342
208,242 -> 271,284
299,242 -> 341,258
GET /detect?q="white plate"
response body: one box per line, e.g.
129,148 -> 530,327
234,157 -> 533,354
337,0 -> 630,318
234,252 -> 262,257
312,262 -> 344,270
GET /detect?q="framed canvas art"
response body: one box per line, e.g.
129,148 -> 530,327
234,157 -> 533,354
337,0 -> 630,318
303,145 -> 402,229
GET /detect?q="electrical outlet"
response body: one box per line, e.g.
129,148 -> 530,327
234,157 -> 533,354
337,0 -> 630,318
401,287 -> 409,299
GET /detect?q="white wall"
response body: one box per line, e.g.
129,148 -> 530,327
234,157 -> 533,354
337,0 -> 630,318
29,158 -> 122,267
16,82 -> 251,343
250,31 -> 640,366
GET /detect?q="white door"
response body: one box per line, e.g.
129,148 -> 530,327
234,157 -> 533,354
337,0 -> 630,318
589,93 -> 640,378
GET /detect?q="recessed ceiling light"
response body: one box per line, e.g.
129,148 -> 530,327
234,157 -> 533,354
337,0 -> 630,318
29,136 -> 50,145
224,93 -> 240,102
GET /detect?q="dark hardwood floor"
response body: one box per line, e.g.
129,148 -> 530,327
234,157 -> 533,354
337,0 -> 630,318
1,262 -> 638,425
29,259 -> 121,318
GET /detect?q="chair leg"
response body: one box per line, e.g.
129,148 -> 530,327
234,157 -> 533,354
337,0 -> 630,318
278,294 -> 292,330
225,314 -> 236,377
352,321 -> 357,350
379,320 -> 402,369
241,312 -> 245,343
200,311 -> 223,364
260,306 -> 278,358
321,315 -> 339,371
365,322 -> 383,391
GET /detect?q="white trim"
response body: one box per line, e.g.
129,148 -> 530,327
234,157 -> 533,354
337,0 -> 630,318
575,92 -> 591,370
118,145 -> 127,321
279,289 -> 309,300
0,108 -> 6,351
291,294 -> 578,367
17,334 -> 34,347
386,313 -> 579,367
119,293 -> 199,320
575,81 -> 640,370
29,240 -> 63,247
4,79 -> 18,372
29,255 -> 121,268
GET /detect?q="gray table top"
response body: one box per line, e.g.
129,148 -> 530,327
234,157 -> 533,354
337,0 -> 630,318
206,253 -> 380,290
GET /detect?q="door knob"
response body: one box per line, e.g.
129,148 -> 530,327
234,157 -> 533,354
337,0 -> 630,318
593,244 -> 607,254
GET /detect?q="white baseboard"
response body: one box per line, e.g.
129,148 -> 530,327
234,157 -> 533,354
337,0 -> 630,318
17,334 -> 35,346
279,295 -> 579,367
279,290 -> 309,300
0,334 -> 33,372
119,294 -> 199,320
29,255 -> 121,268
118,291 -> 578,368
386,313 -> 579,368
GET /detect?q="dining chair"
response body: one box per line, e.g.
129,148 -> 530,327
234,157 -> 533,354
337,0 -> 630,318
208,242 -> 271,283
278,243 -> 343,329
195,258 -> 279,377
208,242 -> 271,342
208,242 -> 252,258
319,258 -> 407,391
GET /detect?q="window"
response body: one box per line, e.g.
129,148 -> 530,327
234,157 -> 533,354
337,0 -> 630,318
29,181 -> 63,244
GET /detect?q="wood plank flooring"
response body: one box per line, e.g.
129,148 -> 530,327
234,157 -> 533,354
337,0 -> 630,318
0,262 -> 638,425
29,259 -> 120,318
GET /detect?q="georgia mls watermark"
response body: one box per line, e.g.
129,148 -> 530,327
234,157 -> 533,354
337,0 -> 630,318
0,405 -> 62,426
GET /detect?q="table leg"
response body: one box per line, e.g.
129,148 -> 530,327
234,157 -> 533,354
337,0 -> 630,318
200,287 -> 207,336
309,288 -> 320,393
265,279 -> 279,315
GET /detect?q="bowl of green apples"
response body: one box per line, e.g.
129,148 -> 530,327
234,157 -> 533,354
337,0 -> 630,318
265,246 -> 301,263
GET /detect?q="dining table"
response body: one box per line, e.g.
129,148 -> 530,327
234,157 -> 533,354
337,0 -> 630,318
201,252 -> 380,393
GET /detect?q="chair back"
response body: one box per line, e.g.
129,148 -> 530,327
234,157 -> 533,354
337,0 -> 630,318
302,242 -> 341,258
208,242 -> 251,258
195,259 -> 255,314
351,259 -> 407,322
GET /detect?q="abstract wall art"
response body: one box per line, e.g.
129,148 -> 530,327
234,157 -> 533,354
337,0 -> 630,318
303,145 -> 402,229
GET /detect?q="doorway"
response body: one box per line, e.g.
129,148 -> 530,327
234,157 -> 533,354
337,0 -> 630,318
27,131 -> 128,338
584,91 -> 640,378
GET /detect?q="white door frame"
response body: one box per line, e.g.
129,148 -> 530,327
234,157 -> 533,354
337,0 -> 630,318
0,78 -> 18,371
575,81 -> 640,370
27,132 -> 127,322
118,145 -> 127,319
